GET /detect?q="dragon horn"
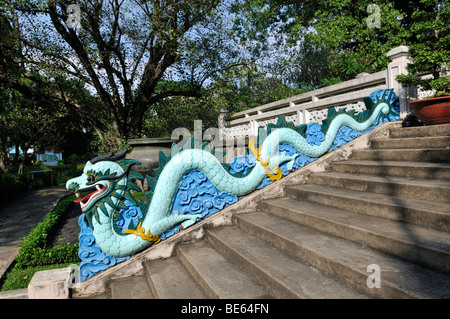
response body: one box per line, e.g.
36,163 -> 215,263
90,150 -> 128,164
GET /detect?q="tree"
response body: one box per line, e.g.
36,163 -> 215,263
142,93 -> 220,138
397,0 -> 450,96
231,0 -> 420,88
199,60 -> 303,115
0,87 -> 13,173
0,9 -> 109,146
0,77 -> 89,174
0,84 -> 56,174
0,57 -> 97,173
1,0 -> 242,147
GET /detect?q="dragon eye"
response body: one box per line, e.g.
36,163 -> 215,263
87,174 -> 95,183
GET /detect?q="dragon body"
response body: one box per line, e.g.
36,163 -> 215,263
67,89 -> 398,259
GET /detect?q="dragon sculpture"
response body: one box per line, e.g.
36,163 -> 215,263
67,89 -> 399,260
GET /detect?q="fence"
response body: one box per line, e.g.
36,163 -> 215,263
220,46 -> 415,139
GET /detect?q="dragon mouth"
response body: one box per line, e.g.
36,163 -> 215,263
74,184 -> 106,210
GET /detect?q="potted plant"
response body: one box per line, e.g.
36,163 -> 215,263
396,1 -> 450,125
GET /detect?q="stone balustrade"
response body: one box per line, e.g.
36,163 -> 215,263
221,46 -> 412,139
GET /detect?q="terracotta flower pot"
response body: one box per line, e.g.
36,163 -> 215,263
410,96 -> 450,125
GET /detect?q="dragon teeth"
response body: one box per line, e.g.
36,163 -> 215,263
96,185 -> 102,191
75,191 -> 81,198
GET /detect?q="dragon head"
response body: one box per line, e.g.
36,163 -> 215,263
66,150 -> 143,226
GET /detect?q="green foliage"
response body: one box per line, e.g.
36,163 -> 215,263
89,130 -> 132,154
143,95 -> 220,137
14,194 -> 79,269
51,162 -> 85,186
139,73 -> 304,138
231,0 -> 413,88
2,0 -> 237,144
396,0 -> 450,96
0,77 -> 96,177
204,63 -> 304,116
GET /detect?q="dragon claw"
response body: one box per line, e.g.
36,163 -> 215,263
124,222 -> 161,244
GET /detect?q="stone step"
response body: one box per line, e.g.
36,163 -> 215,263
0,288 -> 28,299
332,160 -> 450,180
307,172 -> 450,203
143,256 -> 206,299
351,148 -> 450,163
234,211 -> 450,299
110,274 -> 153,299
177,241 -> 271,299
286,184 -> 450,232
260,197 -> 450,275
69,121 -> 450,300
207,226 -> 368,299
389,124 -> 450,139
371,136 -> 450,149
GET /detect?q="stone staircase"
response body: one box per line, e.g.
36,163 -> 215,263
75,123 -> 450,299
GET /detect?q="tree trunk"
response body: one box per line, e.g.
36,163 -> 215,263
17,160 -> 24,175
0,156 -> 8,174
128,107 -> 146,137
17,144 -> 29,175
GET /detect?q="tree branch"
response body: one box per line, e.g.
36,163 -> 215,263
47,1 -> 114,112
147,87 -> 202,106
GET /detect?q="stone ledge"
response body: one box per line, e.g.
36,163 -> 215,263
0,288 -> 28,299
28,266 -> 75,299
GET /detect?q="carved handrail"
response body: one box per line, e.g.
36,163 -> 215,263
67,89 -> 399,281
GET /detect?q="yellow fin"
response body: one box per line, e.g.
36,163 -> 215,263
249,138 -> 282,181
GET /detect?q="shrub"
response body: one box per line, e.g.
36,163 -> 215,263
14,194 -> 79,269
